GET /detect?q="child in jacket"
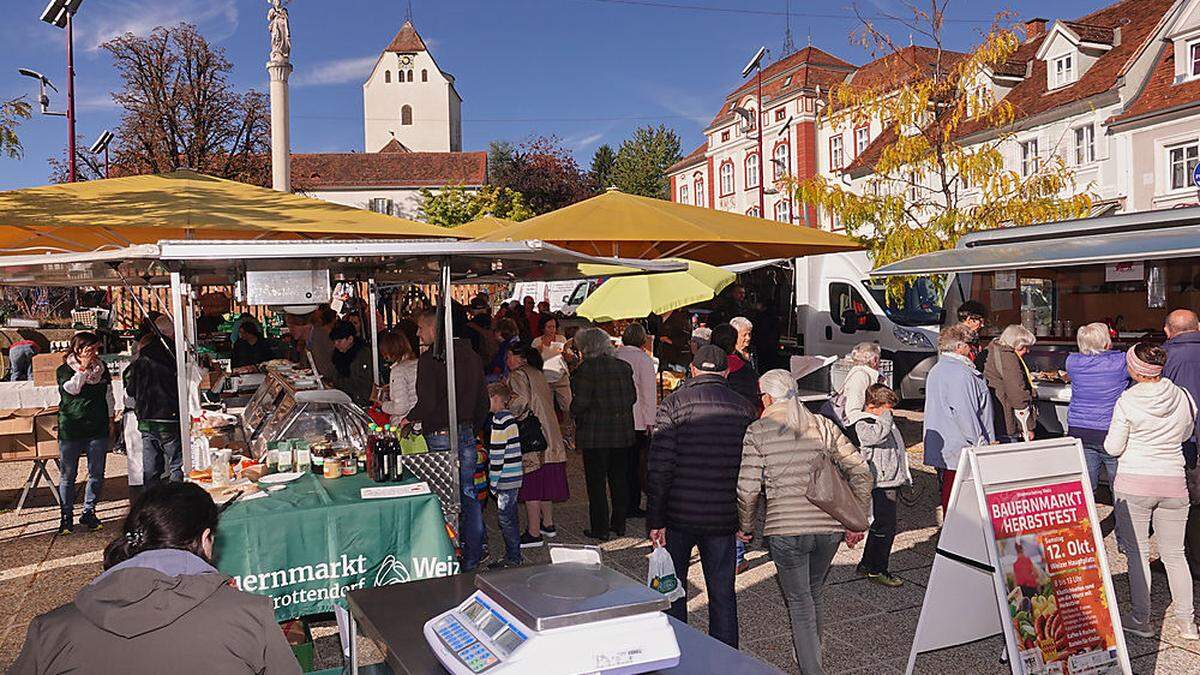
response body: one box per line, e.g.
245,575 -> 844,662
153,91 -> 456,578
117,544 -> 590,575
486,382 -> 524,568
853,384 -> 910,587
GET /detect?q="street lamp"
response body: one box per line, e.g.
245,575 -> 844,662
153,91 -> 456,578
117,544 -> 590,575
89,129 -> 113,178
16,69 -> 64,117
741,47 -> 768,219
39,0 -> 84,182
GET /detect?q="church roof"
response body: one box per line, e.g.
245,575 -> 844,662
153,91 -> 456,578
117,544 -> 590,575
385,21 -> 427,53
379,138 -> 412,153
291,151 -> 488,189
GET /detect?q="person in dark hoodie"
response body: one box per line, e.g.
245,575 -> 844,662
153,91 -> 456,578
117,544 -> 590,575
125,315 -> 182,487
1163,309 -> 1200,580
711,323 -> 760,408
329,319 -> 373,407
11,482 -> 300,674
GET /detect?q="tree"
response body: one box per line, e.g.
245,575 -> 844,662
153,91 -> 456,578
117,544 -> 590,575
0,97 -> 31,160
417,184 -> 534,227
50,24 -> 270,184
489,136 -> 590,214
610,125 -> 681,199
792,2 -> 1092,295
588,144 -> 617,191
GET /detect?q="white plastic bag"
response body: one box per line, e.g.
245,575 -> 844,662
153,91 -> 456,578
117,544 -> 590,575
647,547 -> 685,603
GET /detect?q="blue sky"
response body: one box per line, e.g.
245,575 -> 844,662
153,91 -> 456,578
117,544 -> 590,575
0,0 -> 1108,190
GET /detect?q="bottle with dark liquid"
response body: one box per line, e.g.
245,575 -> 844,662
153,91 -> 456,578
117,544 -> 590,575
365,424 -> 379,481
384,425 -> 400,482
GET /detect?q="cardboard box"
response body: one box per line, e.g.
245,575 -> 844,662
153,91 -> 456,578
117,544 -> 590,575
32,352 -> 63,387
34,411 -> 58,457
0,407 -> 59,462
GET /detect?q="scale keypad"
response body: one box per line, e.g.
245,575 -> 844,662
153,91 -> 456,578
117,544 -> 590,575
434,617 -> 498,672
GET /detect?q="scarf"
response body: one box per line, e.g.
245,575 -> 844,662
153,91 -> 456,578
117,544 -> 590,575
67,354 -> 106,385
331,337 -> 364,377
1126,346 -> 1162,379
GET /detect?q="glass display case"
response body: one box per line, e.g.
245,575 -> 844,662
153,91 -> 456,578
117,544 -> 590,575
241,370 -> 335,457
264,389 -> 371,453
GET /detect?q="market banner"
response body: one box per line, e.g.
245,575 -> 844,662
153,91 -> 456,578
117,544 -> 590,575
986,480 -> 1120,675
214,473 -> 457,621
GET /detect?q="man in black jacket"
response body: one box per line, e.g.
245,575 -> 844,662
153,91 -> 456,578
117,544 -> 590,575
647,345 -> 758,648
125,316 -> 182,486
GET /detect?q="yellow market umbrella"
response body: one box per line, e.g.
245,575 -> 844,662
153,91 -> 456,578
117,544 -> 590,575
454,215 -> 517,238
576,259 -> 735,322
0,169 -> 460,253
473,188 -> 861,265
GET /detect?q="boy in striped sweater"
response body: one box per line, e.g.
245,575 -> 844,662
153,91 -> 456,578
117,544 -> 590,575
486,381 -> 524,569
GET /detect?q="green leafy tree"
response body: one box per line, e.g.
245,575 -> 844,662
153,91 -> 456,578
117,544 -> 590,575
610,125 -> 682,199
0,97 -> 32,159
488,136 -> 590,214
417,184 -> 533,227
588,144 -> 617,191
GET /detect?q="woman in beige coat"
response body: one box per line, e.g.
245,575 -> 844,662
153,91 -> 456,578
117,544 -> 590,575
737,369 -> 872,675
507,343 -> 569,548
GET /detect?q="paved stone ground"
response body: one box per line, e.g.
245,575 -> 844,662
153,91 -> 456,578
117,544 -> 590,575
4,410 -> 1200,673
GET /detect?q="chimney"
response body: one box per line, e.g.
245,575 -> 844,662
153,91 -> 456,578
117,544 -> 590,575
1024,18 -> 1048,42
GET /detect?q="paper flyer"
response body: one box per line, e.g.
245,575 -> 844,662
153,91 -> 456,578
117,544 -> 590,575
986,480 -> 1121,675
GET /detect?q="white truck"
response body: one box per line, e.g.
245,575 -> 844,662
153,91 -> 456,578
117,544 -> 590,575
794,251 -> 941,399
505,280 -> 593,315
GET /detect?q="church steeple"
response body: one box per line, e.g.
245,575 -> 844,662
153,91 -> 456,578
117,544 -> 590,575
363,19 -> 462,153
385,20 -> 426,53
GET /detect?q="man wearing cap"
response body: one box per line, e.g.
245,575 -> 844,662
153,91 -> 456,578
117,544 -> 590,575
646,344 -> 758,648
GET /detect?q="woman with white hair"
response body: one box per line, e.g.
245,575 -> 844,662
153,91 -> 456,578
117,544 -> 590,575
737,369 -> 871,674
838,341 -> 882,424
1066,322 -> 1130,490
982,325 -> 1038,442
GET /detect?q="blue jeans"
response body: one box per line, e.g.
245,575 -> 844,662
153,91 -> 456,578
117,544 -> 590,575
428,425 -> 484,571
495,488 -> 522,564
141,429 -> 183,486
1081,440 -> 1118,491
768,533 -> 842,675
8,343 -> 35,381
665,529 -> 738,648
59,437 -> 107,518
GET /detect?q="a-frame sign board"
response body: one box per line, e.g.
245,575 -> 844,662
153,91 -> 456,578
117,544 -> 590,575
906,438 -> 1131,675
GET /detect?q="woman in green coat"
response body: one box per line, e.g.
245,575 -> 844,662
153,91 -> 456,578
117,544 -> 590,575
56,331 -> 114,535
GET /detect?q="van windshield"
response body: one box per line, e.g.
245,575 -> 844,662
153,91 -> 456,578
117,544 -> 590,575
867,277 -> 943,327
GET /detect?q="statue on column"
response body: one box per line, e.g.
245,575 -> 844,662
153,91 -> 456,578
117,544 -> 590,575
267,0 -> 291,63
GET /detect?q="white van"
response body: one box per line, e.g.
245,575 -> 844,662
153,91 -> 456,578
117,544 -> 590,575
795,251 -> 941,399
505,280 -> 592,315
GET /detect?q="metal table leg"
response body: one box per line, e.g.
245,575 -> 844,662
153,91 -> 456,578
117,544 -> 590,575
349,614 -> 359,675
15,459 -> 62,516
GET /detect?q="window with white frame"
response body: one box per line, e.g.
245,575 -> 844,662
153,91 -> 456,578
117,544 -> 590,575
719,162 -> 735,195
746,206 -> 761,218
1169,142 -> 1200,190
745,154 -> 760,189
679,184 -> 690,205
693,174 -> 705,207
854,126 -> 870,157
1191,42 -> 1200,79
1052,54 -> 1075,88
829,136 -> 844,171
773,144 -> 790,180
774,200 -> 791,223
1074,124 -> 1095,165
368,197 -> 394,215
1021,139 -> 1040,176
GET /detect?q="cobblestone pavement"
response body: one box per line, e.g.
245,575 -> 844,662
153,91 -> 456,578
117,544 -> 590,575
3,409 -> 1200,673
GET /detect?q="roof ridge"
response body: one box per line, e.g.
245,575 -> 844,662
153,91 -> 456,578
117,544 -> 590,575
385,20 -> 427,53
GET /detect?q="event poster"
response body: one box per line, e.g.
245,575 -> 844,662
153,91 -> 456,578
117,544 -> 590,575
986,480 -> 1121,675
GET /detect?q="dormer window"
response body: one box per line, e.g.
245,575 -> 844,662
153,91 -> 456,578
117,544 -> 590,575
1052,54 -> 1075,88
1191,41 -> 1200,79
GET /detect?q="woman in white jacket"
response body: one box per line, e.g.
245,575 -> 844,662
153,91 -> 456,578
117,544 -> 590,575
380,330 -> 418,424
1105,343 -> 1198,640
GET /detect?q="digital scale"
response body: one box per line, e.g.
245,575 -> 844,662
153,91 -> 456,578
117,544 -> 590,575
424,561 -> 681,674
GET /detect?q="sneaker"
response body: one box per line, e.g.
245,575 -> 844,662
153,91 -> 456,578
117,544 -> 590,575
80,511 -> 102,532
1121,614 -> 1154,639
57,516 -> 74,536
487,559 -> 521,571
854,564 -> 871,578
520,533 -> 544,549
1176,620 -> 1200,641
540,524 -> 557,538
867,572 -> 904,588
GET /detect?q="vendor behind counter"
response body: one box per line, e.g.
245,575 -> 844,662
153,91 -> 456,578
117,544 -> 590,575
231,322 -> 274,373
329,320 -> 373,407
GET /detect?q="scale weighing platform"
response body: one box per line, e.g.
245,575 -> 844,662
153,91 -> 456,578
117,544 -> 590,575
424,561 -> 680,674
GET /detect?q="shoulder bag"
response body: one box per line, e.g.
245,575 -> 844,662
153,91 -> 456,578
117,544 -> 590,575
805,422 -> 871,532
514,368 -> 549,455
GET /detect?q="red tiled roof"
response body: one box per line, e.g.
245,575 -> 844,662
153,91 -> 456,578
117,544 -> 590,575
666,142 -> 707,174
847,0 -> 1174,176
1061,21 -> 1116,45
385,21 -> 426,53
848,45 -> 965,92
710,47 -> 856,126
291,151 -> 487,189
379,138 -> 411,153
1111,44 -> 1200,124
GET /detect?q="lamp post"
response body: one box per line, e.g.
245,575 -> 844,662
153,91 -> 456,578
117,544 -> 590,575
89,129 -> 113,178
742,47 -> 768,218
39,0 -> 83,183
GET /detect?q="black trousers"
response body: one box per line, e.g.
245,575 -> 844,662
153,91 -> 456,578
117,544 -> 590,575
582,445 -> 628,534
860,487 -> 899,574
627,431 -> 650,512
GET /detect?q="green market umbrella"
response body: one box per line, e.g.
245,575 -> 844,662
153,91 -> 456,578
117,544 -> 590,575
576,259 -> 735,322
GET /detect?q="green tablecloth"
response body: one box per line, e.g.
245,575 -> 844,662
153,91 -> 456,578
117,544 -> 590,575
214,472 -> 457,621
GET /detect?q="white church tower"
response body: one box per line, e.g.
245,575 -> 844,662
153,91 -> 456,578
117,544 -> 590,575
362,21 -> 462,153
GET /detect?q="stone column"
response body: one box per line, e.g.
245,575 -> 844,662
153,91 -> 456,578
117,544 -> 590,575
268,60 -> 292,192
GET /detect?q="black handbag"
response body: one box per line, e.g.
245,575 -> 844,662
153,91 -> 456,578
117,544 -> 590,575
517,413 -> 548,454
